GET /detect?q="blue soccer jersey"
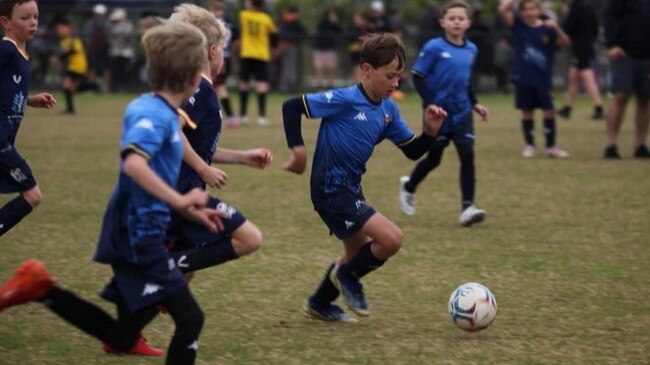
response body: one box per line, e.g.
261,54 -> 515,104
510,17 -> 557,89
0,38 -> 31,146
177,76 -> 222,193
304,85 -> 414,195
412,37 -> 477,124
95,94 -> 183,264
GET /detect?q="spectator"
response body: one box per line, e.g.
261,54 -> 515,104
82,4 -> 110,92
108,7 -> 135,92
29,18 -> 56,86
416,2 -> 442,49
493,36 -> 513,94
368,0 -> 390,33
347,10 -> 370,83
277,6 -> 306,93
602,0 -> 650,159
53,17 -> 88,114
312,9 -> 342,89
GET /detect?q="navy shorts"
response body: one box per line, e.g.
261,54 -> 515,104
312,188 -> 376,240
610,57 -> 650,95
438,114 -> 475,146
100,237 -> 187,313
571,44 -> 595,70
167,196 -> 246,251
0,151 -> 37,194
515,83 -> 554,110
239,58 -> 269,82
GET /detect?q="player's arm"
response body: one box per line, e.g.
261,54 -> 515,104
282,95 -> 309,174
498,0 -> 517,27
411,72 -> 428,102
604,1 -> 626,61
399,105 -> 447,160
27,93 -> 56,108
468,82 -> 488,122
213,147 -> 273,169
545,19 -> 570,48
181,132 -> 227,188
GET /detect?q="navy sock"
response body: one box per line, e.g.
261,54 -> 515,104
340,242 -> 385,280
521,119 -> 535,146
239,91 -> 249,116
311,262 -> 339,305
171,237 -> 239,273
456,144 -> 475,210
543,117 -> 556,148
0,196 -> 33,237
220,97 -> 233,117
257,93 -> 267,117
65,90 -> 74,113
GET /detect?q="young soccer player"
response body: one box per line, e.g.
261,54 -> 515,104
282,33 -> 446,322
499,0 -> 571,158
0,0 -> 56,238
398,0 -> 489,226
237,0 -> 277,126
165,2 -> 271,285
0,21 -> 225,365
52,17 -> 88,114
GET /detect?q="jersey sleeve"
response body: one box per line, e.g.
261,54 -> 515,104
265,13 -> 277,34
382,101 -> 415,146
303,89 -> 348,119
120,113 -> 168,160
411,42 -> 436,77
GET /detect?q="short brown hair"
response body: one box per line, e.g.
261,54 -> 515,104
0,0 -> 37,18
169,3 -> 229,47
440,0 -> 471,19
142,21 -> 207,93
359,33 -> 406,70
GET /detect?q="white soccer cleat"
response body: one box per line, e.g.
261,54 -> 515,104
257,117 -> 271,126
522,145 -> 536,158
459,205 -> 486,227
545,147 -> 569,158
398,176 -> 415,216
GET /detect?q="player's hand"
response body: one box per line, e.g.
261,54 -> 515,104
242,148 -> 273,169
199,165 -> 228,188
607,47 -> 626,62
174,188 -> 210,211
27,93 -> 56,109
282,146 -> 307,174
423,104 -> 447,137
184,206 -> 227,233
542,19 -> 558,30
473,104 -> 489,122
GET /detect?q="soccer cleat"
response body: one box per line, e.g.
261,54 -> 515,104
0,259 -> 54,313
604,144 -> 621,159
634,144 -> 650,158
557,106 -> 571,119
257,117 -> 271,126
330,265 -> 370,317
240,116 -> 250,125
545,147 -> 569,158
226,116 -> 240,128
399,176 -> 416,216
591,107 -> 604,120
459,205 -> 486,227
522,145 -> 536,158
102,335 -> 164,357
302,297 -> 358,323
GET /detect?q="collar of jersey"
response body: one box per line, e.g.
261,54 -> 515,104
2,37 -> 29,61
357,83 -> 381,106
151,93 -> 179,116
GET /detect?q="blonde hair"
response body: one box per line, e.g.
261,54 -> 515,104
142,21 -> 207,93
169,3 -> 229,47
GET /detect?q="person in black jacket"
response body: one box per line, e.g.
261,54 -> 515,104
603,0 -> 650,159
312,9 -> 342,89
557,0 -> 604,121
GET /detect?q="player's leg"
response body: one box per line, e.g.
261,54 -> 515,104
580,68 -> 604,120
255,60 -> 271,125
399,137 -> 448,215
159,286 -> 204,365
62,74 -> 76,114
516,84 -> 537,157
558,66 -> 579,119
633,94 -> 650,158
238,58 -> 251,124
0,156 -> 41,237
455,142 -> 485,227
605,57 -> 636,158
303,261 -> 357,323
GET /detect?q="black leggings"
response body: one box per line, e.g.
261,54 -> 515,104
408,140 -> 476,209
42,285 -> 204,365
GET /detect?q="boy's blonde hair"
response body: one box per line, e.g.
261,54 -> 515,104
169,3 -> 229,47
142,21 -> 207,93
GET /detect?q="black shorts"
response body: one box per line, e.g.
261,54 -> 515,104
239,58 -> 269,82
515,83 -> 554,110
571,44 -> 595,70
610,56 -> 650,95
0,150 -> 37,194
64,71 -> 86,84
312,188 -> 376,240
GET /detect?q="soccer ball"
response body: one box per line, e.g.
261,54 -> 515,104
448,282 -> 497,331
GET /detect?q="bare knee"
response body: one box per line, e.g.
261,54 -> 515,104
21,186 -> 43,207
232,222 -> 262,257
376,229 -> 403,258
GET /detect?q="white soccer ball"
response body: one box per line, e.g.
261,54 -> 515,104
448,282 -> 497,331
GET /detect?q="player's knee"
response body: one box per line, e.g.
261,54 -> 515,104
174,303 -> 205,339
381,229 -> 403,255
233,223 -> 262,256
22,187 -> 43,207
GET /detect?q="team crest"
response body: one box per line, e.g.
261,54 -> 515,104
384,114 -> 393,124
541,35 -> 550,45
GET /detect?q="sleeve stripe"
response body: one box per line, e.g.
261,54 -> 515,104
411,70 -> 424,78
177,108 -> 197,130
301,94 -> 312,119
396,134 -> 416,147
121,144 -> 151,160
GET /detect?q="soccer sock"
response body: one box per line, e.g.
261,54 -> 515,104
311,262 -> 339,305
407,144 -> 445,193
171,237 -> 239,273
340,241 -> 385,280
220,97 -> 233,117
64,90 -> 74,113
257,93 -> 267,117
161,286 -> 204,365
457,144 -> 475,210
0,196 -> 33,237
543,117 -> 556,148
521,119 -> 535,146
239,91 -> 249,116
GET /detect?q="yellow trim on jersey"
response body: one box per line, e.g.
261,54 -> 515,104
2,37 -> 29,61
397,134 -> 417,147
201,74 -> 213,85
177,108 -> 198,130
239,9 -> 277,61
122,144 -> 151,160
301,94 -> 311,118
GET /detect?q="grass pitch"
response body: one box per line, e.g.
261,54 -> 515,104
0,92 -> 648,365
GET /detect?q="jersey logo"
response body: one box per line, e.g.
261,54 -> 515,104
353,112 -> 367,122
384,114 -> 393,124
187,340 -> 200,351
172,131 -> 181,142
441,52 -> 452,59
13,75 -> 22,84
134,118 -> 154,131
345,220 -> 355,229
177,255 -> 189,269
142,283 -> 163,297
10,168 -> 27,182
324,91 -> 334,103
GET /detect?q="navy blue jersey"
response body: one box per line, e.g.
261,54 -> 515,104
412,37 -> 477,124
95,94 -> 183,264
177,76 -> 222,193
0,38 -> 31,146
510,17 -> 557,89
304,85 -> 414,195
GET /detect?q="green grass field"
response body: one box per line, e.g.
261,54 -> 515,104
0,92 -> 648,365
